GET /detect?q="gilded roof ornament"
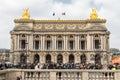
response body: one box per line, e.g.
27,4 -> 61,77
90,8 -> 99,19
21,8 -> 30,19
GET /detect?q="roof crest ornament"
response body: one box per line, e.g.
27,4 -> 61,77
90,8 -> 99,19
21,8 -> 30,19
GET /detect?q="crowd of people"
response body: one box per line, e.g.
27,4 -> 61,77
0,61 -> 120,70
17,62 -> 120,70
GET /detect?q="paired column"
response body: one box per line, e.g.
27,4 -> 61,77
63,35 -> 66,50
75,35 -> 78,50
17,35 -> 19,50
89,35 -> 93,50
54,35 -> 56,50
29,34 -> 33,50
87,34 -> 90,50
65,35 -> 68,50
100,35 -> 103,50
41,35 -> 45,51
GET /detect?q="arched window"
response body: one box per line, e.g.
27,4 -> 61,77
95,54 -> 101,64
46,54 -> 51,63
20,53 -> 26,64
57,54 -> 63,64
80,54 -> 86,63
69,54 -> 74,63
34,54 -> 40,64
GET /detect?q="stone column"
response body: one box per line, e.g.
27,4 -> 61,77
26,34 -> 29,50
54,35 -> 56,51
77,35 -> 79,50
10,36 -> 13,52
40,35 -> 42,50
87,34 -> 90,50
75,35 -> 78,51
103,36 -> 106,50
63,35 -> 66,51
65,35 -> 68,50
14,35 -> 17,50
42,35 -> 45,51
85,40 -> 87,50
91,35 -> 94,50
107,37 -> 110,50
29,34 -> 33,50
100,35 -> 103,50
52,36 -> 54,51
17,34 -> 19,50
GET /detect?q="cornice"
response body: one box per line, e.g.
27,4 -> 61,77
14,19 -> 106,23
14,19 -> 34,23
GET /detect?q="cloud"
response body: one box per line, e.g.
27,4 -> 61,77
0,0 -> 120,49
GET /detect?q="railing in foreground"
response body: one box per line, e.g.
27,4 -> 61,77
0,69 -> 120,80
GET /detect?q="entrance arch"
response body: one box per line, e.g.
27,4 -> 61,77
20,53 -> 26,64
95,54 -> 101,64
80,54 -> 86,63
57,54 -> 63,64
69,54 -> 74,63
34,54 -> 39,64
46,54 -> 51,63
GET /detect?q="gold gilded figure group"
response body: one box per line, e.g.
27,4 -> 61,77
21,8 -> 99,19
21,8 -> 30,19
90,8 -> 99,19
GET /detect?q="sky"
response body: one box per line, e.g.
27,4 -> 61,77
0,0 -> 120,49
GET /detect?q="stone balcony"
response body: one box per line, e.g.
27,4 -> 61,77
0,69 -> 120,80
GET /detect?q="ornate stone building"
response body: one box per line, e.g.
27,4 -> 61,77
10,8 -> 110,65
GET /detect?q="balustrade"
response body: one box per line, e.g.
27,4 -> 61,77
0,69 -> 120,80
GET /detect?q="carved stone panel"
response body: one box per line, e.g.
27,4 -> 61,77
67,24 -> 76,30
34,24 -> 42,29
78,24 -> 86,29
55,24 -> 65,29
45,24 -> 53,29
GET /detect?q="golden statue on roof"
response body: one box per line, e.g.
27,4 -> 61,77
90,8 -> 99,19
21,8 -> 30,19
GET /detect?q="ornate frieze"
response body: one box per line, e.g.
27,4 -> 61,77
34,24 -> 42,29
67,24 -> 76,30
44,24 -> 53,29
55,24 -> 65,29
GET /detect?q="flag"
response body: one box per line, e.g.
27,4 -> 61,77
62,12 -> 65,15
53,13 -> 55,16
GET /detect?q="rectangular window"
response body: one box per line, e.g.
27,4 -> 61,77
21,40 -> 26,49
69,40 -> 74,50
95,40 -> 100,49
58,40 -> 62,50
46,40 -> 51,50
81,41 -> 85,50
35,40 -> 39,50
